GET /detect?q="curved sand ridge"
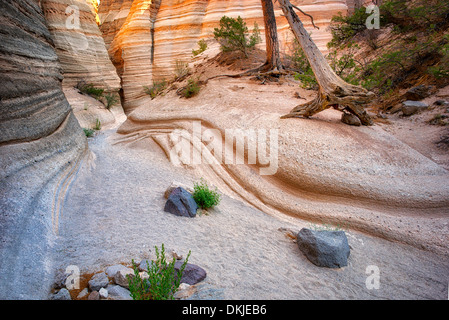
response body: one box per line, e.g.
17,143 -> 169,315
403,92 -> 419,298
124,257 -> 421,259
117,77 -> 449,254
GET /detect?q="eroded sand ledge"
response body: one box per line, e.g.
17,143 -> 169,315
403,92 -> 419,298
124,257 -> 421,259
116,77 -> 449,255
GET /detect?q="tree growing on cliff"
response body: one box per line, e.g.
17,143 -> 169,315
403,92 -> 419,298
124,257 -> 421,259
213,16 -> 261,58
278,0 -> 374,125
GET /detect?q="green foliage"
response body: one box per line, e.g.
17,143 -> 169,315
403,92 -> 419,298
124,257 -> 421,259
94,118 -> 101,131
380,0 -> 449,32
83,128 -> 94,137
328,7 -> 370,47
192,39 -> 208,56
77,81 -> 104,100
144,80 -> 167,99
290,40 -> 318,90
104,93 -> 118,109
193,179 -> 221,209
327,42 -> 362,86
181,79 -> 201,98
213,16 -> 261,57
127,244 -> 191,300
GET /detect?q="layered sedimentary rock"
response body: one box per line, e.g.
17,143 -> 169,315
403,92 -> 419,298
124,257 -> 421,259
41,0 -> 122,92
41,0 -> 126,128
98,0 -> 349,113
0,0 -> 87,299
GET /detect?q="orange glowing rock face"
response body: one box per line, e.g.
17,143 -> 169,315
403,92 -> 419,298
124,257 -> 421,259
98,0 -> 349,113
41,0 -> 121,92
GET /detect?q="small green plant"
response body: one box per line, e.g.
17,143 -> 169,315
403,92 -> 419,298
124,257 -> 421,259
174,60 -> 190,80
213,16 -> 261,58
180,79 -> 201,98
77,81 -> 104,100
83,128 -> 94,137
127,244 -> 191,300
192,39 -> 208,56
104,93 -> 118,109
94,118 -> 101,131
143,80 -> 167,99
192,179 -> 221,209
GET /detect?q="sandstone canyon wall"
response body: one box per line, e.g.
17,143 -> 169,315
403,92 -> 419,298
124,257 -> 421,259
0,0 -> 87,299
41,0 -> 126,130
98,0 -> 350,113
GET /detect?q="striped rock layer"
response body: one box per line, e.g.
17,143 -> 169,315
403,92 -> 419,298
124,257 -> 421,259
98,0 -> 349,113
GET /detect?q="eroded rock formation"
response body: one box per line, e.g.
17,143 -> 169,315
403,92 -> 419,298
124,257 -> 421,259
98,0 -> 349,113
41,0 -> 126,129
0,0 -> 87,299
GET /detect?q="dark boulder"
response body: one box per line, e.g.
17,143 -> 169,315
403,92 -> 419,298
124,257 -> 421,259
297,228 -> 350,268
175,261 -> 207,285
164,187 -> 198,218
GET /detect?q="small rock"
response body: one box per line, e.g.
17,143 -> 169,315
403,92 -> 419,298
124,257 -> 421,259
297,228 -> 350,268
49,288 -> 71,300
76,288 -> 89,299
164,182 -> 194,199
184,283 -> 225,300
107,285 -> 133,300
105,264 -> 130,278
164,187 -> 198,218
401,100 -> 428,116
139,271 -> 149,280
341,113 -> 361,126
174,283 -> 197,300
88,272 -> 109,291
138,259 -> 152,272
175,261 -> 207,285
99,288 -> 108,299
434,100 -> 448,106
404,85 -> 434,100
88,291 -> 100,300
114,267 -> 134,288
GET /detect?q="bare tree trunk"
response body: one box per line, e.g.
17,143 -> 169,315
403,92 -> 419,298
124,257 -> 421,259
278,0 -> 374,125
261,0 -> 283,71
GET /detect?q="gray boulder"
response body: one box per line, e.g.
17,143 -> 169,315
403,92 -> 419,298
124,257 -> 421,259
401,100 -> 428,116
88,272 -> 109,291
164,187 -> 198,218
107,285 -> 133,300
297,228 -> 350,268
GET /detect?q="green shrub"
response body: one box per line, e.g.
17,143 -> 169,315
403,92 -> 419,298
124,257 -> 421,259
213,16 -> 261,58
143,80 -> 167,99
289,40 -> 318,90
83,128 -> 94,137
127,244 -> 191,300
181,79 -> 201,98
77,81 -> 104,100
328,7 -> 370,47
94,118 -> 101,131
193,179 -> 221,209
104,93 -> 118,109
192,39 -> 208,56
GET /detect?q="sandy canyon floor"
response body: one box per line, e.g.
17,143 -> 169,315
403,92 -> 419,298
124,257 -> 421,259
52,71 -> 449,299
